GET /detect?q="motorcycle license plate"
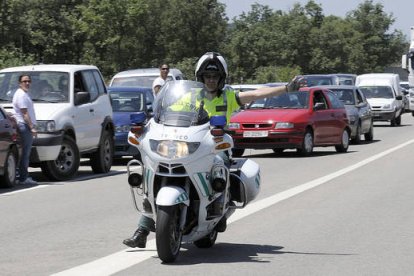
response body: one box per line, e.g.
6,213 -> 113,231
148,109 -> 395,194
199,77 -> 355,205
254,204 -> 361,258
243,131 -> 268,138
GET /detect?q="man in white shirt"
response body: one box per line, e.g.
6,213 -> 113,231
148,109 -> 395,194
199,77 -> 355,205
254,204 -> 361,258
152,64 -> 169,97
12,74 -> 38,185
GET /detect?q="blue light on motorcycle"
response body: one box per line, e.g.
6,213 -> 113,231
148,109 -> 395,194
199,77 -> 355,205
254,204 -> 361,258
210,115 -> 226,136
210,115 -> 226,127
130,112 -> 146,125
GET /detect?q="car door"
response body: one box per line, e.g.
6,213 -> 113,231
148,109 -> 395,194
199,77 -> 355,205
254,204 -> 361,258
0,108 -> 8,169
324,91 -> 347,143
72,70 -> 101,150
310,90 -> 333,144
355,88 -> 372,132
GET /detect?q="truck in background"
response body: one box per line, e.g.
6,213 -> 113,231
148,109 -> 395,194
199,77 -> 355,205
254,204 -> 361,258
401,26 -> 414,116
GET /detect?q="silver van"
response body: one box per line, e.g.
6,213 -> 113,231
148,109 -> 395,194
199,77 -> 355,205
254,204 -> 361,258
109,68 -> 185,87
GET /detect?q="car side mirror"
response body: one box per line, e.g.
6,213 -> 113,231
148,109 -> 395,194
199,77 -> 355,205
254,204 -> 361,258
396,95 -> 403,100
313,102 -> 325,110
74,91 -> 90,105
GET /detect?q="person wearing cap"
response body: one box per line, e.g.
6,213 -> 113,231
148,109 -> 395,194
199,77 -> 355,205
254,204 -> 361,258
122,52 -> 303,249
152,64 -> 170,97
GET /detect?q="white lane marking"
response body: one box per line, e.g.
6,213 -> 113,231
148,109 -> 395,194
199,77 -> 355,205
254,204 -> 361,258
0,169 -> 127,196
51,138 -> 414,275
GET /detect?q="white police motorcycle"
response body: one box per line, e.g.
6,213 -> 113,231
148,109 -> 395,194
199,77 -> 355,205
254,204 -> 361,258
126,80 -> 260,263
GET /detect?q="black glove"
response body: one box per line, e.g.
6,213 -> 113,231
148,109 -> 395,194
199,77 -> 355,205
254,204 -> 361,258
285,75 -> 305,92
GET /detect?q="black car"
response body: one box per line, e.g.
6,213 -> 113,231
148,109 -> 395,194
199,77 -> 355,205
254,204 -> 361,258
0,105 -> 21,187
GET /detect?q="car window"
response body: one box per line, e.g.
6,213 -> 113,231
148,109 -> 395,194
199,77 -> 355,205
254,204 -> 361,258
0,107 -> 6,119
110,91 -> 146,112
359,86 -> 394,99
326,91 -> 345,109
93,70 -> 106,95
313,90 -> 329,109
329,88 -> 355,105
355,89 -> 365,104
304,76 -> 333,87
82,70 -> 99,101
111,76 -> 158,87
263,92 -> 306,109
0,71 -> 69,103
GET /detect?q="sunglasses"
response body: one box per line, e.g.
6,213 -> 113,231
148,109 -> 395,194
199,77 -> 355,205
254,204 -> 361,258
21,80 -> 31,83
161,68 -> 169,71
204,74 -> 220,79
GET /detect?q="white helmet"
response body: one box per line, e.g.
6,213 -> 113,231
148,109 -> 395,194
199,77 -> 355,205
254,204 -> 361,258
195,52 -> 228,90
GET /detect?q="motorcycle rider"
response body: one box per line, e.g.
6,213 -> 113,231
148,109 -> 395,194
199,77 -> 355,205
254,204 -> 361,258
123,51 -> 303,248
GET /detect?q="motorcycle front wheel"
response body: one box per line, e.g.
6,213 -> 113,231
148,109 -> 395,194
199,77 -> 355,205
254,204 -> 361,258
156,205 -> 183,263
194,230 -> 218,248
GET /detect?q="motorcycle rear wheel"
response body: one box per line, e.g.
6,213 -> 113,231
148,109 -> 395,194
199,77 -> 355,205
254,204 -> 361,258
156,205 -> 183,263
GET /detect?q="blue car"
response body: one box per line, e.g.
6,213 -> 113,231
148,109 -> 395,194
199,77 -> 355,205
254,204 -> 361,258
107,86 -> 152,159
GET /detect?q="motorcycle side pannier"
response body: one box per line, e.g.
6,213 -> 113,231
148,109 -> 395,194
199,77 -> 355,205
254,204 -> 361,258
230,158 -> 260,205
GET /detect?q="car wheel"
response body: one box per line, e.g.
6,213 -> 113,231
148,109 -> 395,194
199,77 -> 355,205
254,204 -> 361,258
335,129 -> 350,153
91,130 -> 114,173
364,122 -> 374,141
390,117 -> 396,126
395,114 -> 401,126
0,148 -> 18,188
41,136 -> 80,181
351,123 -> 361,144
297,129 -> 313,156
231,148 -> 245,157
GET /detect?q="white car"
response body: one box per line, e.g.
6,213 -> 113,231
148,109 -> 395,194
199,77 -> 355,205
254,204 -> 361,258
356,73 -> 403,126
0,64 -> 115,181
109,68 -> 185,87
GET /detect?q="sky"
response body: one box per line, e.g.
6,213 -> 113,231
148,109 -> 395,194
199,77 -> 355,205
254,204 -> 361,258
221,0 -> 413,40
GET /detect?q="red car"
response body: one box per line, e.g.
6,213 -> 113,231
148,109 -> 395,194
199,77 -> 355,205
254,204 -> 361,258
0,105 -> 21,187
228,87 -> 351,156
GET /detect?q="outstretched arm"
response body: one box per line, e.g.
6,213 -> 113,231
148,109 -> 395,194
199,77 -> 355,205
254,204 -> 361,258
237,76 -> 304,105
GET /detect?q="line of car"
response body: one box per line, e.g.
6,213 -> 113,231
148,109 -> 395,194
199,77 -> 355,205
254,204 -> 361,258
229,73 -> 407,157
0,69 -> 407,186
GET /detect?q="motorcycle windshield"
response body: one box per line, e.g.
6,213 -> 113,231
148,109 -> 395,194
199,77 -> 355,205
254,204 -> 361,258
153,80 -> 210,127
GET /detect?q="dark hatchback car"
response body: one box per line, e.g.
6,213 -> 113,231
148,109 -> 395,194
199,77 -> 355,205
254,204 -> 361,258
107,87 -> 151,159
323,85 -> 374,144
298,74 -> 357,87
0,105 -> 21,187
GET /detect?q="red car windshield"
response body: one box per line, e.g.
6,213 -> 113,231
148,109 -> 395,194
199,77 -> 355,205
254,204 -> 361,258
249,92 -> 309,109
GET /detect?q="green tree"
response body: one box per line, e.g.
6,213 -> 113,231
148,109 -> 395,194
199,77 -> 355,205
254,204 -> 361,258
76,0 -> 150,78
346,0 -> 407,73
159,0 -> 228,64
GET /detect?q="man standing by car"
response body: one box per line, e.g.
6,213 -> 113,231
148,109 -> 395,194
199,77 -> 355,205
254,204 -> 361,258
12,74 -> 38,185
152,64 -> 169,97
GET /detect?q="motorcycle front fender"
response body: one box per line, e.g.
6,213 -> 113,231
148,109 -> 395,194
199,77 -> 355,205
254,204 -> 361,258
156,186 -> 190,206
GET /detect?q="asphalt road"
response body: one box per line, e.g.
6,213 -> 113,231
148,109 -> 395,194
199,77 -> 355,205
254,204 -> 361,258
2,113 -> 414,276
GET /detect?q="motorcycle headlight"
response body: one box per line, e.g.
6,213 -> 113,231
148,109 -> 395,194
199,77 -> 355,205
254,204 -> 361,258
115,125 -> 131,133
275,122 -> 294,129
35,120 -> 56,132
150,140 -> 200,159
228,122 -> 240,129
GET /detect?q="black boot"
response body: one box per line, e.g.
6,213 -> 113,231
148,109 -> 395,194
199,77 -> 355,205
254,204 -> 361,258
123,228 -> 149,248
